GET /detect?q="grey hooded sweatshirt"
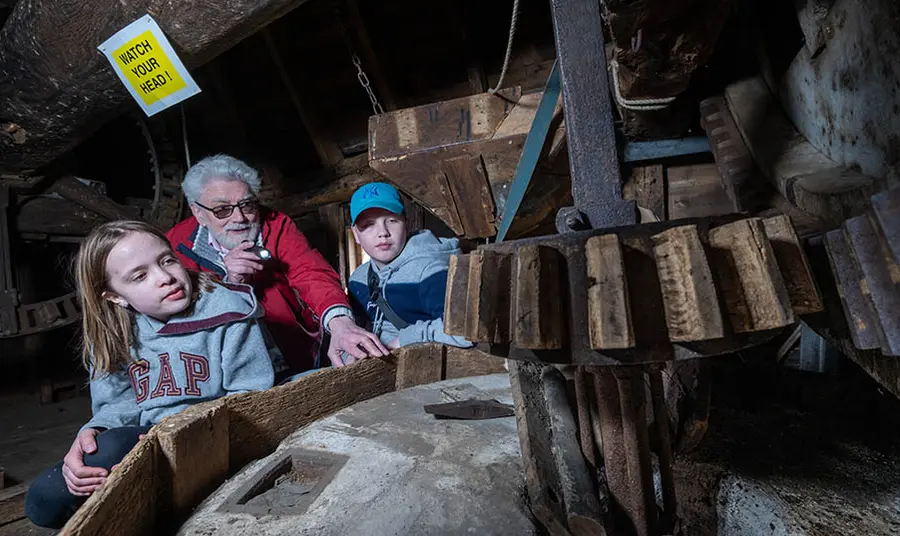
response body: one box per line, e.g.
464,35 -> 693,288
81,281 -> 274,433
348,230 -> 473,348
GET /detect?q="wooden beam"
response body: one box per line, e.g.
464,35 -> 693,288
261,28 -> 343,168
441,154 -> 497,238
395,344 -> 444,390
318,204 -> 349,288
269,155 -> 378,217
0,0 -> 320,172
623,165 -> 665,221
15,197 -> 108,236
50,177 -> 140,222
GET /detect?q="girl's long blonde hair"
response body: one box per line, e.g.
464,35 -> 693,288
75,221 -> 214,378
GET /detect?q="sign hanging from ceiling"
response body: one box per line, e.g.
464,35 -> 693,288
98,15 -> 201,117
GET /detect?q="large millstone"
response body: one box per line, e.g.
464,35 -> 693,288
178,374 -> 538,536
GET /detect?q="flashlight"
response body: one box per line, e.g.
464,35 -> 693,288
246,245 -> 272,261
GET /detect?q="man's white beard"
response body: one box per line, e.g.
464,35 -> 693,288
213,222 -> 260,250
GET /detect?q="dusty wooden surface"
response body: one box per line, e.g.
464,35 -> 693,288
585,234 -> 633,349
369,89 -> 568,239
761,214 -> 823,315
395,344 -> 444,390
513,245 -> 565,350
156,401 -> 230,522
707,218 -> 794,333
61,438 -> 158,536
667,164 -> 733,220
0,0 -> 317,172
441,154 -> 496,238
624,165 -> 665,221
225,357 -> 397,469
652,225 -> 724,342
443,254 -> 470,337
0,484 -> 26,526
465,251 -> 511,343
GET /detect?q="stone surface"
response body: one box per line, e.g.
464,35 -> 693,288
675,405 -> 900,536
177,374 -> 536,536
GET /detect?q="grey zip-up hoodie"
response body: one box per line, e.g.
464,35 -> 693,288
348,230 -> 473,348
81,281 -> 274,433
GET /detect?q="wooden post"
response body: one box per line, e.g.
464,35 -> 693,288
0,186 -> 17,337
318,204 -> 349,288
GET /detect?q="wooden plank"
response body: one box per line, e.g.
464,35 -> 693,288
585,234 -> 634,349
395,344 -> 444,390
15,197 -> 108,236
156,401 -> 229,522
0,484 -> 26,526
464,250 -> 512,343
225,357 -> 397,469
62,437 -> 158,536
623,164 -> 665,221
707,218 -> 794,333
513,245 -> 565,349
444,346 -> 507,379
824,229 -> 881,350
443,254 -> 470,337
762,214 -> 824,315
871,187 -> 900,265
49,177 -> 140,222
442,154 -> 497,238
843,215 -> 900,356
667,163 -> 733,220
651,225 -> 724,342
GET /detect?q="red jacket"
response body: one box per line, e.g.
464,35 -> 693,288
166,209 -> 350,373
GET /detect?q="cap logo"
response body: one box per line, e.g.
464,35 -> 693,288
361,184 -> 381,199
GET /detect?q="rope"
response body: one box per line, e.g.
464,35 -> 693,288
488,0 -> 521,95
608,59 -> 676,111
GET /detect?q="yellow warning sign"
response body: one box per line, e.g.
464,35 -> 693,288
99,15 -> 200,116
112,30 -> 187,105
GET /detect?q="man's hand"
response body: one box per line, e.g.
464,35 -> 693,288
327,316 -> 388,367
62,429 -> 107,496
223,241 -> 264,284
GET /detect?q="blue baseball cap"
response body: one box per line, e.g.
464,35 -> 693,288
350,182 -> 405,224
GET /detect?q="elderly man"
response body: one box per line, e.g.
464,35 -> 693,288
166,154 -> 387,373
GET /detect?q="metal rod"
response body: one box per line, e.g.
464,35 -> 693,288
615,367 -> 657,536
574,366 -> 598,473
649,368 -> 677,531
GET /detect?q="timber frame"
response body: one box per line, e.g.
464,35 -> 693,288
57,344 -> 505,535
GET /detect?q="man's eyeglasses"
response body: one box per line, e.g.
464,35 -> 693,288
195,199 -> 260,220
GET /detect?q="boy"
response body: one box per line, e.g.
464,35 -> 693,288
347,182 -> 472,349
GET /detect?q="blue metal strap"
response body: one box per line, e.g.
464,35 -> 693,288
496,59 -> 561,243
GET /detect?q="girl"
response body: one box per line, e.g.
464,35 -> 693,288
25,221 -> 275,529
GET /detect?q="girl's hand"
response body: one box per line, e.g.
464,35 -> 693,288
62,429 -> 107,496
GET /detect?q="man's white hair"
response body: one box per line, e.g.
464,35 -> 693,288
181,154 -> 261,204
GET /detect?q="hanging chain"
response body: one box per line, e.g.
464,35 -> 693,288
334,1 -> 385,115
